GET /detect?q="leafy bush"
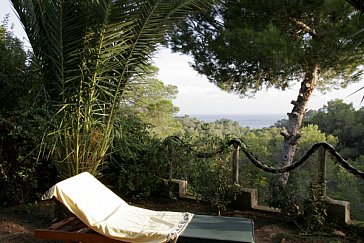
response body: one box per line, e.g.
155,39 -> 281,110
0,110 -> 56,205
0,23 -> 56,205
166,135 -> 239,212
104,115 -> 170,198
303,183 -> 327,232
188,154 -> 238,214
269,182 -> 327,233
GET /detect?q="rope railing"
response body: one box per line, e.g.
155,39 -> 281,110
164,136 -> 364,180
229,138 -> 364,179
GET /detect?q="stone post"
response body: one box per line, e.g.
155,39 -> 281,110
232,144 -> 240,185
167,139 -> 173,180
317,146 -> 326,196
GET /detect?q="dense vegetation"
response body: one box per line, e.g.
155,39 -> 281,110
1,1 -> 364,236
0,22 -> 57,204
9,0 -> 214,179
167,0 -> 364,185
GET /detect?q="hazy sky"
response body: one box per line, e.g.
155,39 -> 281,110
2,1 -> 364,116
154,48 -> 364,115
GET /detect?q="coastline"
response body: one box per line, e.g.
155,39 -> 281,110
186,114 -> 286,129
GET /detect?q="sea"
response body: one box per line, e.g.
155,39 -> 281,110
190,114 -> 287,129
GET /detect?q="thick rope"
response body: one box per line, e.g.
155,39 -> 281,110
229,139 -> 364,180
164,136 -> 364,180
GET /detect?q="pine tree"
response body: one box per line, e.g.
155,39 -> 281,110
168,0 -> 364,184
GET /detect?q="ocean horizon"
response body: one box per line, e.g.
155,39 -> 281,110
187,114 -> 286,129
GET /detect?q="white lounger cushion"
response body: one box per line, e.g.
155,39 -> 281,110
42,172 -> 193,243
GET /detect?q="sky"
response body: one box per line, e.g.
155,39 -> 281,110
2,1 -> 364,116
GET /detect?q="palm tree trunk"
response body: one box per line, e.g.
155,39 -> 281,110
278,63 -> 320,184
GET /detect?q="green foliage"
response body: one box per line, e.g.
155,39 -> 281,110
281,129 -> 334,223
302,100 -> 364,221
170,118 -> 248,211
175,116 -> 343,215
308,99 -> 364,159
303,183 -> 327,232
169,2 -> 364,188
210,157 -> 238,214
168,0 -> 364,95
105,115 -> 170,198
0,108 -> 57,205
326,157 -> 364,220
174,114 -> 362,224
176,115 -> 249,140
0,23 -> 55,205
170,2 -> 351,189
269,182 -> 327,233
0,21 -> 42,114
121,67 -> 182,139
233,125 -> 337,206
0,23 -> 26,113
238,128 -> 283,203
110,114 -> 242,211
98,108 -> 364,222
284,125 -> 337,203
180,136 -> 237,213
11,0 -> 214,178
269,183 -> 302,222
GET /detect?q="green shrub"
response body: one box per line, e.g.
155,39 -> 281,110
104,115 -> 170,198
0,110 -> 56,205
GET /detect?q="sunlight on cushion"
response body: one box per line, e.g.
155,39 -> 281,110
42,172 -> 193,243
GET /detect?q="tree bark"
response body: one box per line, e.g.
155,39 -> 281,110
278,63 -> 320,185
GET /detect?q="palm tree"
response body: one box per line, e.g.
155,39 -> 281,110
10,0 -> 213,178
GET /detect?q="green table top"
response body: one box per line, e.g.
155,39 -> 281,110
178,215 -> 255,243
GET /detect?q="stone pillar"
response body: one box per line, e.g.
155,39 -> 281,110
167,139 -> 174,180
317,146 -> 326,196
232,144 -> 240,185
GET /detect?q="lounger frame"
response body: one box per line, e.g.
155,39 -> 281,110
35,217 -> 123,243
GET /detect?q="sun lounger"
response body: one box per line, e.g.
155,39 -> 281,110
35,172 -> 255,243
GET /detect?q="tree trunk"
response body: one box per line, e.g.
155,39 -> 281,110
278,63 -> 320,184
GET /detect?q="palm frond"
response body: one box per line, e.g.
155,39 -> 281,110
11,0 -> 215,177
